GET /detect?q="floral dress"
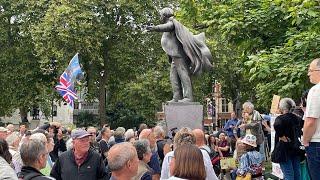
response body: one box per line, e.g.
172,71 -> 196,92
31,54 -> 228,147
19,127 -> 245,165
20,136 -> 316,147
237,151 -> 264,180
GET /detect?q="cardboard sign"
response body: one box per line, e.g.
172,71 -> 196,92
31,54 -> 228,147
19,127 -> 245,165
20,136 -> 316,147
270,95 -> 281,114
220,157 -> 236,169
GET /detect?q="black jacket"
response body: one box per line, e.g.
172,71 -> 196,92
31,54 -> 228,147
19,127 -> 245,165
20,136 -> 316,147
50,137 -> 67,162
19,166 -> 53,180
273,113 -> 303,160
50,149 -> 107,180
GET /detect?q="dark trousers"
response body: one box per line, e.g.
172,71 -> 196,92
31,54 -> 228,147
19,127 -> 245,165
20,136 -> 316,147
306,142 -> 320,180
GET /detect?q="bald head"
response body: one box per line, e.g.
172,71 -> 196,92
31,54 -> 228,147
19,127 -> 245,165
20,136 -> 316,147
139,129 -> 152,139
139,129 -> 156,149
107,142 -> 137,171
192,129 -> 205,147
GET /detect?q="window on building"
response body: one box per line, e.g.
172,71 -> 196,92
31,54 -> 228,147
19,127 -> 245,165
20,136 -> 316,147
31,107 -> 40,120
221,98 -> 229,113
211,99 -> 216,117
52,105 -> 57,116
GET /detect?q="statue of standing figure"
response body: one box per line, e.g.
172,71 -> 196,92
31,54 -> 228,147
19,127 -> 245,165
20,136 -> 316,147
147,8 -> 213,103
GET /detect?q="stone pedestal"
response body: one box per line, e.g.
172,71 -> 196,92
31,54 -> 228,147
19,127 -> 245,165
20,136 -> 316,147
164,102 -> 203,133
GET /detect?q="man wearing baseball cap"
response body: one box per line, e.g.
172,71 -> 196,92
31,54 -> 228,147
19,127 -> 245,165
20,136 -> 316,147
50,128 -> 107,180
0,127 -> 8,140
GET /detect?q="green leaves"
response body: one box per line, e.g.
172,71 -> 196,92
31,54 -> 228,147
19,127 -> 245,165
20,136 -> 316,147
179,0 -> 320,111
0,0 -> 175,125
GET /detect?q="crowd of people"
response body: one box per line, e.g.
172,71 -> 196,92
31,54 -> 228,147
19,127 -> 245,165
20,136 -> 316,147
0,59 -> 319,180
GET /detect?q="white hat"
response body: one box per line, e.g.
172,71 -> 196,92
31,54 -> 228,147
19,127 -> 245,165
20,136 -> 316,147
241,134 -> 257,147
0,127 -> 8,132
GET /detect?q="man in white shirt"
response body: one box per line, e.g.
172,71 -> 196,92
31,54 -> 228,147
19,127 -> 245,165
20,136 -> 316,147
160,127 -> 218,180
303,58 -> 320,180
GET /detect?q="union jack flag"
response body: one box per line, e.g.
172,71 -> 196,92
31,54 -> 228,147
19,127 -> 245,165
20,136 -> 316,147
56,72 -> 77,108
55,53 -> 83,108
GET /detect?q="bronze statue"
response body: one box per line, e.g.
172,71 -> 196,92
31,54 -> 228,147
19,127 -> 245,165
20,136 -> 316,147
147,8 -> 213,102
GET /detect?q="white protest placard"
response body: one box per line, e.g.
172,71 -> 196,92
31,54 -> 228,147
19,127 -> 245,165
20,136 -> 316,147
270,115 -> 283,179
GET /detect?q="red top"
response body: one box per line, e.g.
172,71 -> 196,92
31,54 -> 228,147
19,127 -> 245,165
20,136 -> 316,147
218,139 -> 230,157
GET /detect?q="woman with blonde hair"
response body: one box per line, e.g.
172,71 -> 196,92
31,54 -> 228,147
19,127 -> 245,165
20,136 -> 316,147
169,144 -> 206,180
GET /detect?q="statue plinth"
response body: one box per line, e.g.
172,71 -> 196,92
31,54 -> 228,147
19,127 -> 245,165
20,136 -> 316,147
166,101 -> 201,106
164,102 -> 203,133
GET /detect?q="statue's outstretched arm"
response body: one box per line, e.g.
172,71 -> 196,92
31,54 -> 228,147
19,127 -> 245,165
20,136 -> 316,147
147,21 -> 174,32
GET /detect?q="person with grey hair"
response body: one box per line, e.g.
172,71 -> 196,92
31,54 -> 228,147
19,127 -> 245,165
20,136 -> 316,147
161,127 -> 218,180
18,139 -> 54,179
6,124 -> 15,135
132,140 -> 153,180
272,97 -> 303,180
30,131 -> 55,176
238,102 -> 264,146
6,132 -> 23,173
107,142 -> 139,180
279,98 -> 296,113
146,7 -> 213,103
109,127 -> 126,148
125,129 -> 135,142
154,126 -> 166,162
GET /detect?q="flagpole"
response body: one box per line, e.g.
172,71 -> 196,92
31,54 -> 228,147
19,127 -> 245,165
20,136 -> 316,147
51,96 -> 54,122
51,57 -> 57,122
55,53 -> 83,110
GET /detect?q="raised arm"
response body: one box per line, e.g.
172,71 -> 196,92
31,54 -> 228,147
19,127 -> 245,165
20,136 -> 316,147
147,21 -> 174,32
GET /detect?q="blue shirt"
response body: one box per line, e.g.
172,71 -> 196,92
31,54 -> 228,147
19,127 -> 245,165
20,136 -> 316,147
224,118 -> 239,137
147,152 -> 161,174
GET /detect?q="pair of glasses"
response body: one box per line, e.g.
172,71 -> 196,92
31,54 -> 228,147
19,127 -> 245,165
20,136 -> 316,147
308,69 -> 320,73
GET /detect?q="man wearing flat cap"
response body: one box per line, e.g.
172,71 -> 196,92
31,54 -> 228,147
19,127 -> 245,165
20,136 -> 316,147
50,128 -> 107,180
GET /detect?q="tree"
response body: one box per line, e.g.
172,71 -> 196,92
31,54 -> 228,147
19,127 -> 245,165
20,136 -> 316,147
245,0 -> 320,107
178,0 -> 320,110
106,102 -> 146,129
0,0 -> 53,120
29,0 -> 175,125
76,111 -> 100,127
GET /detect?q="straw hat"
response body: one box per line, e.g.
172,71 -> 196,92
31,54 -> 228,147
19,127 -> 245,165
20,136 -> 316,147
241,134 -> 257,147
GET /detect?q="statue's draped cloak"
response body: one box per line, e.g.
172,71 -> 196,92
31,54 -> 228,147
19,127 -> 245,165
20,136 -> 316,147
171,18 -> 213,76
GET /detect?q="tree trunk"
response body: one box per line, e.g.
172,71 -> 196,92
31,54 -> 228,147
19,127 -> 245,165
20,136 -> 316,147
19,107 -> 28,123
98,42 -> 109,127
98,74 -> 107,127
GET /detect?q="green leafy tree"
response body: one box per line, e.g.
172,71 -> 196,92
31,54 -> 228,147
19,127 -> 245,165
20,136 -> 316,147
106,102 -> 145,129
29,0 -> 175,125
179,0 -> 320,110
76,111 -> 100,127
0,0 -> 53,119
